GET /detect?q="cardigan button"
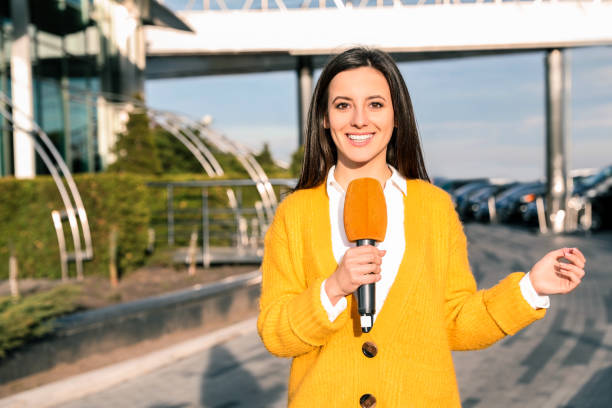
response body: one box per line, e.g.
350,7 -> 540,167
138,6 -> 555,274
360,394 -> 376,408
362,341 -> 378,358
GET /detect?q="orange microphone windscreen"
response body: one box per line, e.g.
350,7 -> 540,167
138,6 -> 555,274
343,178 -> 387,242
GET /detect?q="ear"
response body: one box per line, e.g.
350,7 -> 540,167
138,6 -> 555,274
323,113 -> 330,129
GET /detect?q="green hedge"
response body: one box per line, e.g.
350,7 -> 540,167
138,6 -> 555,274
0,171 -> 293,280
0,173 -> 151,279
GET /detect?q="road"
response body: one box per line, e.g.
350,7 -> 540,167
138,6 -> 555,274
58,224 -> 612,407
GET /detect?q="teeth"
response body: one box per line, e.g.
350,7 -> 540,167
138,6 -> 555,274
347,134 -> 373,141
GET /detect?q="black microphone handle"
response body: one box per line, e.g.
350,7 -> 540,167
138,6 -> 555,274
356,239 -> 377,333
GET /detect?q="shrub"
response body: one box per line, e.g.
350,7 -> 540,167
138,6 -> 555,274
0,285 -> 81,358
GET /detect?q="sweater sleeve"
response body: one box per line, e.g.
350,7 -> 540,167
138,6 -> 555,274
257,200 -> 349,358
443,197 -> 546,351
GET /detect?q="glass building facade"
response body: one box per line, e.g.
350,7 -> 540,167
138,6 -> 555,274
0,0 -> 186,177
1,0 -> 100,176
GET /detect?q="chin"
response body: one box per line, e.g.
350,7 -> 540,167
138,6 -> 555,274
340,149 -> 386,168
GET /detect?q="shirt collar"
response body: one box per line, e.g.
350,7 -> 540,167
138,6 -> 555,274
326,165 -> 407,196
388,165 -> 408,196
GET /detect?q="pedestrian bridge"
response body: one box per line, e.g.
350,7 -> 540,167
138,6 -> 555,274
147,0 -> 612,77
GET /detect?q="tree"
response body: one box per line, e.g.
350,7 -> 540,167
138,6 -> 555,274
290,144 -> 304,177
107,109 -> 162,175
254,142 -> 275,173
153,127 -> 202,174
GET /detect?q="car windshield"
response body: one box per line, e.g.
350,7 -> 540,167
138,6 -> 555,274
580,165 -> 612,190
472,185 -> 496,200
496,183 -> 535,201
455,182 -> 488,196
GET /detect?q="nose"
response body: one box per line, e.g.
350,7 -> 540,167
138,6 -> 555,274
351,105 -> 368,128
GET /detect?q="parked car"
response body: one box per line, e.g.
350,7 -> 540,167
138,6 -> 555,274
521,200 -> 538,226
452,181 -> 491,215
496,181 -> 546,223
574,165 -> 612,230
468,183 -> 518,222
520,173 -> 604,227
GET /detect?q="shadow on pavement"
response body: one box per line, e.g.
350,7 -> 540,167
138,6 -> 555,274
563,365 -> 612,408
200,344 -> 285,408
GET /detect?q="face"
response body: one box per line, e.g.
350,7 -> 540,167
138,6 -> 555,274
325,66 -> 394,169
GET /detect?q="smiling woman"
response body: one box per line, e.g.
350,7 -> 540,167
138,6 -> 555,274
257,47 -> 587,408
324,67 -> 395,187
295,47 -> 429,191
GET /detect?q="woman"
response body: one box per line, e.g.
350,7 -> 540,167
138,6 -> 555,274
257,47 -> 586,407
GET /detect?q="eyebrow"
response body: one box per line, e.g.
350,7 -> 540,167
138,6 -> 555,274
331,95 -> 387,103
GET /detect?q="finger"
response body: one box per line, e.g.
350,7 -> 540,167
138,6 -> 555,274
350,264 -> 381,277
555,265 -> 581,287
348,252 -> 383,265
348,268 -> 381,285
360,273 -> 381,285
555,271 -> 580,295
349,245 -> 382,257
562,252 -> 585,269
550,248 -> 567,260
568,247 -> 586,264
558,262 -> 586,279
345,255 -> 381,268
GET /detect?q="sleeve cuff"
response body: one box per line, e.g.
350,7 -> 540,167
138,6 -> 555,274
321,279 -> 348,322
520,272 -> 550,310
483,272 -> 546,336
286,277 -> 350,346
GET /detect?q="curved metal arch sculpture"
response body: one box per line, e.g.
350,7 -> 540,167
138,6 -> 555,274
155,111 -> 225,177
144,108 -> 248,242
0,92 -> 93,280
64,85 -> 281,227
164,113 -> 279,223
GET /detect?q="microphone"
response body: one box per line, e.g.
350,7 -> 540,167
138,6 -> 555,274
343,178 -> 387,333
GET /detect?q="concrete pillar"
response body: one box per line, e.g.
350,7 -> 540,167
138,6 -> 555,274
0,29 -> 10,176
61,36 -> 72,171
297,56 -> 313,147
545,49 -> 570,233
10,0 -> 35,178
94,0 -> 144,169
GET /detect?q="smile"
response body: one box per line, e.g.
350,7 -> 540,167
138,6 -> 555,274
346,133 -> 374,141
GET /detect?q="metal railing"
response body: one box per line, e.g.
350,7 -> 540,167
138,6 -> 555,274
148,178 -> 295,267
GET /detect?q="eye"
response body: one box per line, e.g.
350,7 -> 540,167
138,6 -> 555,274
335,102 -> 349,110
370,101 -> 384,109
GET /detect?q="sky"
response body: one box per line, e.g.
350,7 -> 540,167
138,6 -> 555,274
145,41 -> 612,181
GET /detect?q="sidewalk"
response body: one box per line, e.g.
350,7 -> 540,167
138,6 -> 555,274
0,318 -> 271,408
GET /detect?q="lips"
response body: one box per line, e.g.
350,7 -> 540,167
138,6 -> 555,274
347,133 -> 374,141
346,133 -> 375,149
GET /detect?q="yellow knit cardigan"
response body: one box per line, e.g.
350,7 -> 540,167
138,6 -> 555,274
257,179 -> 545,407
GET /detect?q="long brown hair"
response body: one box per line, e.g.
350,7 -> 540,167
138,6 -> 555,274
295,47 -> 430,191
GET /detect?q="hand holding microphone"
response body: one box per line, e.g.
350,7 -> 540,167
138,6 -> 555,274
325,177 -> 387,333
325,246 -> 386,305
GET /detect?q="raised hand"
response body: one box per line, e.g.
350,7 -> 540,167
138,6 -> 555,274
529,247 -> 586,296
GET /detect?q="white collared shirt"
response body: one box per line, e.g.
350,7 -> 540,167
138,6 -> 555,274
320,165 -> 549,323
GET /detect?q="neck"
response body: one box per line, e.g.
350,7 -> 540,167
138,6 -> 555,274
334,159 -> 392,191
